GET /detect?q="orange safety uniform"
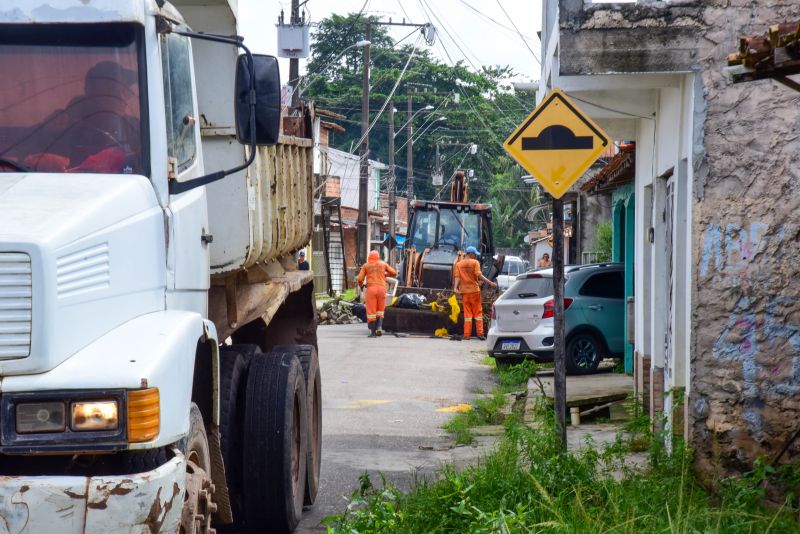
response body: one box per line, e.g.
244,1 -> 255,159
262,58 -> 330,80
454,257 -> 484,339
358,251 -> 397,323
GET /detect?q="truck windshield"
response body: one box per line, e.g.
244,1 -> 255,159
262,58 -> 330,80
0,24 -> 146,175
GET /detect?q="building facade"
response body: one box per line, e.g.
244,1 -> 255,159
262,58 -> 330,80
541,0 -> 800,479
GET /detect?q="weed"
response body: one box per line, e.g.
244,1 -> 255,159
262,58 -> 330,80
327,404 -> 800,534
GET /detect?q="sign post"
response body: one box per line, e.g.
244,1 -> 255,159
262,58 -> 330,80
503,89 -> 610,450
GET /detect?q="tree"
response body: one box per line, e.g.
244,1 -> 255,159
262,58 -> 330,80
302,13 -> 538,241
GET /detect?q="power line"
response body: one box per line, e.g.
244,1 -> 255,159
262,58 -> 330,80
494,0 -> 542,66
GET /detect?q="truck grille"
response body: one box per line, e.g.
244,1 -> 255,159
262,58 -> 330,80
0,253 -> 32,359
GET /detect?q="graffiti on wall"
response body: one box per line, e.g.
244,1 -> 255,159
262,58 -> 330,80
699,221 -> 785,279
712,295 -> 800,439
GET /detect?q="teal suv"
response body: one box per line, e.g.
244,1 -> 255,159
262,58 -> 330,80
487,263 -> 625,374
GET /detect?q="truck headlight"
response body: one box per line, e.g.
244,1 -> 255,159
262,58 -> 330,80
71,400 -> 119,431
16,402 -> 67,433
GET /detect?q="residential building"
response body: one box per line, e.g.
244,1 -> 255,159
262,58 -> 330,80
540,1 -> 800,479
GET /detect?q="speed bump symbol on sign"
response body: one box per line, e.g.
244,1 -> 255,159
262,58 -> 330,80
503,89 -> 610,199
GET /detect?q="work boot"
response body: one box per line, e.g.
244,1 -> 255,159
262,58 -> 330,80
368,322 -> 377,338
376,318 -> 383,336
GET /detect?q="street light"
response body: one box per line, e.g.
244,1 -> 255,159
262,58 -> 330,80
394,104 -> 434,137
396,116 -> 447,152
297,40 -> 371,95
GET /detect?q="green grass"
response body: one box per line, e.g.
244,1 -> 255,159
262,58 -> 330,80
442,359 -> 537,445
325,404 -> 800,533
442,391 -> 508,445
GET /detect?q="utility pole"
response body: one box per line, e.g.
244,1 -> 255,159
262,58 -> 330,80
552,196 -> 567,450
406,94 -> 414,222
433,142 -> 443,198
388,101 -> 396,265
289,0 -> 300,108
357,23 -> 372,267
358,20 -> 430,266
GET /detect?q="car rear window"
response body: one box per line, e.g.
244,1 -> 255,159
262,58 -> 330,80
505,277 -> 554,299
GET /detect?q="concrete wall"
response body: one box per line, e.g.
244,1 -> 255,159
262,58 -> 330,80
579,192 -> 612,258
690,2 -> 800,479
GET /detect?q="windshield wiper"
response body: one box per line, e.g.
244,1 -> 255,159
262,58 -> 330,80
0,158 -> 32,173
517,292 -> 538,298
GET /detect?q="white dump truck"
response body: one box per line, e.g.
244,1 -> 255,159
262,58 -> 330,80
0,1 -> 321,532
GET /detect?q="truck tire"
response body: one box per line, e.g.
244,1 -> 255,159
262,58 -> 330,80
218,349 -> 249,528
180,403 -> 215,534
243,353 -> 308,533
274,344 -> 322,505
566,333 -> 602,375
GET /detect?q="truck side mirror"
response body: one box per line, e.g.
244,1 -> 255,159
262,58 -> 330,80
235,54 -> 280,146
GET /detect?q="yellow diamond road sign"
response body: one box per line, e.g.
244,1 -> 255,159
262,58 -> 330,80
503,89 -> 610,199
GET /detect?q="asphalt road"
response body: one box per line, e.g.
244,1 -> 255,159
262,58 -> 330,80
295,323 -> 497,532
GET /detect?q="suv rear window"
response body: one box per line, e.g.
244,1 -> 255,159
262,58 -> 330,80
579,271 -> 624,299
505,277 -> 554,299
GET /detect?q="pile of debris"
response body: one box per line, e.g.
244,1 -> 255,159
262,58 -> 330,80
317,297 -> 363,325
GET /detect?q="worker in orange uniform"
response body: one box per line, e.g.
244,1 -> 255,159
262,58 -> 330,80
358,250 -> 397,337
453,246 -> 497,340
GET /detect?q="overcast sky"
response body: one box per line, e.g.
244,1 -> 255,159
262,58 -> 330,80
238,0 -> 542,84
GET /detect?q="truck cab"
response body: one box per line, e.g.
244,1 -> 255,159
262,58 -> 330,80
0,1 -> 320,532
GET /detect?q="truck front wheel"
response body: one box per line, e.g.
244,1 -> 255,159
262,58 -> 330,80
180,403 -> 216,534
242,353 -> 308,533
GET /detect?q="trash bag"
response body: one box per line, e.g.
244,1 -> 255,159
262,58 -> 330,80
352,303 -> 367,323
396,293 -> 427,309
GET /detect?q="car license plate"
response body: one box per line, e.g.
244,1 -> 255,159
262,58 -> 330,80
501,340 -> 521,351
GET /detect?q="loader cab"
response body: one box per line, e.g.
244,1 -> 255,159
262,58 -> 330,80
402,201 -> 495,287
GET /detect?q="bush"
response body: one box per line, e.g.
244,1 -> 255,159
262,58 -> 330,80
594,221 -> 613,263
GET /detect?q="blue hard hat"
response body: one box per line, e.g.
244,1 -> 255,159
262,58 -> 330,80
466,246 -> 479,255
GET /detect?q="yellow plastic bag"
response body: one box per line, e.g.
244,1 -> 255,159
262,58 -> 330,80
434,327 -> 449,337
448,294 -> 461,324
431,301 -> 442,312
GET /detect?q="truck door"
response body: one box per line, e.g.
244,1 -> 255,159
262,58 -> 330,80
162,31 -> 210,298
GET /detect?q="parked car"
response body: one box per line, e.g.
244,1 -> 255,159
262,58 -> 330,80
496,255 -> 527,290
486,263 -> 625,374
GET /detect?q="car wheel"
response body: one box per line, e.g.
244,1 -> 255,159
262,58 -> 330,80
566,333 -> 602,375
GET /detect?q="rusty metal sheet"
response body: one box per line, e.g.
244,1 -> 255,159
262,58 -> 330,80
246,136 -> 314,269
0,454 -> 185,533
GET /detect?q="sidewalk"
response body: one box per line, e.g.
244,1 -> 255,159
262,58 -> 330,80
526,369 -> 636,452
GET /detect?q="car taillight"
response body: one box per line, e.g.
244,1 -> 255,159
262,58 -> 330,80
491,304 -> 496,320
541,298 -> 573,319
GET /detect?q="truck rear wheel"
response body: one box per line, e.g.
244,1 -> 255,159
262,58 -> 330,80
180,403 -> 216,534
242,353 -> 308,533
274,344 -> 322,505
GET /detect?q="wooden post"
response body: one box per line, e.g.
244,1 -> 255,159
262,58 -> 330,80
552,196 -> 567,450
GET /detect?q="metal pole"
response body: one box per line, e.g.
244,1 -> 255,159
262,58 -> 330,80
388,100 -> 396,265
552,196 -> 567,450
289,0 -> 300,109
434,142 -> 441,198
357,23 -> 371,267
406,94 -> 414,222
